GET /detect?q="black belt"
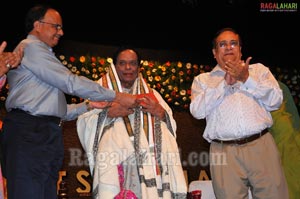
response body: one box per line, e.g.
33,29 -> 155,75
212,128 -> 269,145
11,109 -> 62,126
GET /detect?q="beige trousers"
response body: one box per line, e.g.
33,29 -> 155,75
210,132 -> 289,199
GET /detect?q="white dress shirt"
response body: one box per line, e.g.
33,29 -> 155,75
190,63 -> 282,142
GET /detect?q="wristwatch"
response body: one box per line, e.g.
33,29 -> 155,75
85,100 -> 93,111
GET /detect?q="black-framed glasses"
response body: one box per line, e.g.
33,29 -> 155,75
217,40 -> 239,49
39,20 -> 63,31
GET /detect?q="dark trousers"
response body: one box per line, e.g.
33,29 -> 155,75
0,109 -> 64,199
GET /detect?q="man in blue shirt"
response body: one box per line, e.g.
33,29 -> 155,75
0,5 -> 136,199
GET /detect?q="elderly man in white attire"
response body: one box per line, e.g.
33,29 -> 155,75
77,47 -> 187,199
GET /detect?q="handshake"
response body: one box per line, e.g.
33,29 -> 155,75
89,92 -> 158,110
88,92 -> 162,118
114,92 -> 158,109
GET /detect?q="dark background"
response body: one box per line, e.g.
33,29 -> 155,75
0,1 -> 298,197
1,0 -> 299,69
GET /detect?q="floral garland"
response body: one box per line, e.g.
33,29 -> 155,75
58,54 -> 210,110
0,54 -> 299,113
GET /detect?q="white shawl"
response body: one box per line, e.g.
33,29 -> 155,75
77,63 -> 187,199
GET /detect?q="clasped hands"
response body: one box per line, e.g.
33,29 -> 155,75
90,92 -> 165,119
224,56 -> 252,85
0,41 -> 24,76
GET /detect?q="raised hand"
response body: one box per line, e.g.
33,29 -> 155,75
224,56 -> 252,84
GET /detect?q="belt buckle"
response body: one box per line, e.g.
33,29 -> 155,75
58,120 -> 63,127
235,137 -> 247,145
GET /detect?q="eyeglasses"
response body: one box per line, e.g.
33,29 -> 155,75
39,20 -> 63,31
117,60 -> 139,67
216,40 -> 239,49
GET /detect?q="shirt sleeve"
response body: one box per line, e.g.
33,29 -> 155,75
240,63 -> 283,111
189,73 -> 227,119
0,75 -> 6,90
63,102 -> 89,121
23,41 -> 115,101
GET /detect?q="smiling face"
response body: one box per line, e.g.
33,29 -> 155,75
212,30 -> 242,70
115,49 -> 140,89
32,9 -> 64,47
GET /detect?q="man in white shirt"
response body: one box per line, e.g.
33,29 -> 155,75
190,27 -> 288,199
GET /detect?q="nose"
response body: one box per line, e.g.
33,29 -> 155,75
225,43 -> 233,50
125,63 -> 131,69
58,29 -> 64,36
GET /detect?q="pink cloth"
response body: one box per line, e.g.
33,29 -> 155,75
114,164 -> 137,199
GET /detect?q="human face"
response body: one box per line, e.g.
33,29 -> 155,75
115,49 -> 139,89
35,9 -> 64,47
212,31 -> 242,70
